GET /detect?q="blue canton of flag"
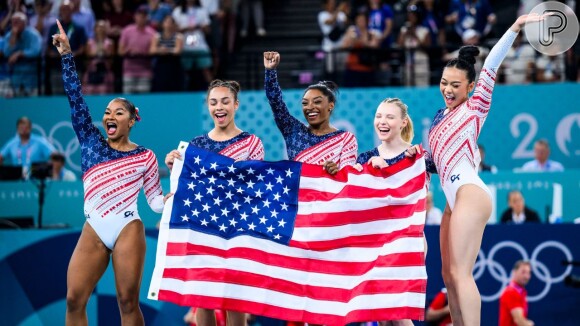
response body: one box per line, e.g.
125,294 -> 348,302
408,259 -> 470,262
170,146 -> 302,245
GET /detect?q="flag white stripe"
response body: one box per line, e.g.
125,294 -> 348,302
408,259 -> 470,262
292,211 -> 425,241
165,229 -> 425,262
160,279 -> 426,314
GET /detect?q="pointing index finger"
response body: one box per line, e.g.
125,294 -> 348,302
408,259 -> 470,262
56,19 -> 66,35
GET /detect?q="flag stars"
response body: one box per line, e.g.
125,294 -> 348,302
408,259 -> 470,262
237,186 -> 244,194
210,214 -> 219,222
219,223 -> 227,232
256,174 -> 265,181
206,186 -> 215,195
244,196 -> 252,204
237,173 -> 245,180
232,202 -> 241,210
259,216 -> 267,224
200,167 -> 207,175
200,219 -> 208,226
187,182 -> 195,190
225,191 -> 234,200
193,156 -> 201,164
202,203 -> 211,212
266,168 -> 275,175
227,178 -> 235,187
221,207 -> 230,216
247,167 -> 255,174
275,175 -> 284,184
263,199 -> 271,208
210,162 -> 218,170
229,218 -> 238,227
194,192 -> 203,201
265,182 -> 274,191
255,189 -> 263,198
183,198 -> 192,207
181,214 -> 189,221
191,209 -> 200,217
251,206 -> 260,214
246,180 -> 255,188
240,212 -> 248,220
248,222 -> 256,230
285,169 -> 293,177
278,219 -> 286,227
283,186 -> 290,194
271,210 -> 279,219
280,203 -> 289,211
273,193 -> 281,201
218,171 -> 226,177
213,197 -> 222,206
274,234 -> 281,240
208,176 -> 217,184
191,172 -> 199,179
228,165 -> 236,173
266,225 -> 274,233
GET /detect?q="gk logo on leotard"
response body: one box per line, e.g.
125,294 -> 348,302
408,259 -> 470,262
450,174 -> 460,183
124,211 -> 134,218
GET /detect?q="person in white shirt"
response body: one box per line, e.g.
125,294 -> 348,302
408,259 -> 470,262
521,139 -> 564,172
426,191 -> 443,225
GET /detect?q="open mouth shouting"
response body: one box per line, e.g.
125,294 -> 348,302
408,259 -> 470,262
444,93 -> 456,106
106,122 -> 117,136
377,127 -> 391,137
215,112 -> 227,123
305,110 -> 320,121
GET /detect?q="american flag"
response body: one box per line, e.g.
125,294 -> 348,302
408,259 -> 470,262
149,143 -> 427,325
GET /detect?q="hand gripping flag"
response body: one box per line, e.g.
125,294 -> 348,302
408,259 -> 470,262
149,143 -> 428,325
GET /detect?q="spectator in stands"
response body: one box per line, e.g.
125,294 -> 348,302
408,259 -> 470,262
172,0 -> 212,90
500,190 -> 541,224
104,0 -> 134,40
0,0 -> 27,35
47,1 -> 87,94
477,144 -> 497,173
318,0 -> 349,78
150,15 -> 184,92
200,0 -> 225,75
412,0 -> 446,50
501,32 -> 535,84
50,0 -> 93,16
341,12 -> 379,87
70,0 -> 95,39
426,288 -> 452,326
398,4 -> 431,86
82,20 -> 114,94
0,116 -> 56,176
535,53 -> 565,83
119,5 -> 156,93
499,260 -> 534,326
445,0 -> 496,41
239,0 -> 266,37
425,191 -> 443,225
147,0 -> 173,30
3,12 -> 42,96
366,0 -> 394,48
0,36 -> 11,97
49,152 -> 77,181
29,0 -> 57,54
521,139 -> 564,172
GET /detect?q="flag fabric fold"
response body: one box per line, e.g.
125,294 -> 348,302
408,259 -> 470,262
149,143 -> 428,325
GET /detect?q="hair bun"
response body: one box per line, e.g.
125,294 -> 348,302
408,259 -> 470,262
319,80 -> 339,95
458,46 -> 479,65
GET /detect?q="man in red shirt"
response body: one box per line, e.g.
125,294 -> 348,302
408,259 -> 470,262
426,288 -> 452,326
499,260 -> 534,326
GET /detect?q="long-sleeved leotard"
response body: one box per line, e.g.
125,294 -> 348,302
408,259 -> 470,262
427,29 -> 517,208
190,132 -> 264,160
62,53 -> 163,248
265,69 -> 358,168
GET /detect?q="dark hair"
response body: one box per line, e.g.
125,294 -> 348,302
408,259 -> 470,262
304,81 -> 339,104
50,152 -> 66,163
17,116 -> 31,127
207,79 -> 241,102
180,0 -> 200,12
512,260 -> 531,271
445,45 -> 479,83
112,97 -> 140,122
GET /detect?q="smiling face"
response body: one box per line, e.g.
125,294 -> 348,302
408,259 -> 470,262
207,86 -> 239,130
374,102 -> 407,142
102,99 -> 135,141
302,89 -> 334,128
440,67 -> 474,109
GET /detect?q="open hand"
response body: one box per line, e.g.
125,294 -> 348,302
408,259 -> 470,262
512,12 -> 553,32
264,51 -> 280,70
165,149 -> 182,171
51,19 -> 72,55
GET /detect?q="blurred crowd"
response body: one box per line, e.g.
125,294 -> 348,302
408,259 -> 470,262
0,0 -> 267,97
319,0 -> 579,87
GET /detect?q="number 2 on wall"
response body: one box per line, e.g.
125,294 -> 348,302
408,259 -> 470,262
511,113 -> 538,159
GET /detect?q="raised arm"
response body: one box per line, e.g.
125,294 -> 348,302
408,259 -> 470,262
52,19 -> 100,145
263,51 -> 302,137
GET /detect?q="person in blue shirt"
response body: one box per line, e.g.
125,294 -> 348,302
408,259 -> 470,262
3,12 -> 42,96
0,116 -> 56,176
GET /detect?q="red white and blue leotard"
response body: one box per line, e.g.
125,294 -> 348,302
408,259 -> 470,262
428,30 -> 517,209
190,132 -> 264,161
62,53 -> 164,249
265,69 -> 358,168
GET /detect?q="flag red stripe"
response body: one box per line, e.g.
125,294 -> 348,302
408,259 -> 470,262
295,199 -> 426,227
165,239 -> 424,274
162,268 -> 426,301
297,172 -> 426,202
157,291 -> 425,324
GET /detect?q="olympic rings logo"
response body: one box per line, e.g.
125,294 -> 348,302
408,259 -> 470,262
474,240 -> 573,302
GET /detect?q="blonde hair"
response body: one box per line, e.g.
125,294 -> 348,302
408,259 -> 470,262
381,98 -> 414,143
